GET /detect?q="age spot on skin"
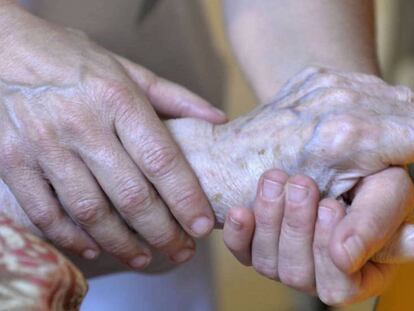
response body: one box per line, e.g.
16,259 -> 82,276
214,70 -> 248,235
237,160 -> 248,169
273,145 -> 281,158
212,193 -> 223,204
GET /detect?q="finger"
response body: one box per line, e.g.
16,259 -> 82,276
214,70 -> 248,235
70,133 -> 195,264
223,207 -> 255,266
38,149 -> 159,268
251,169 -> 288,280
372,223 -> 414,264
278,174 -> 319,292
314,198 -> 396,306
114,54 -> 227,123
1,166 -> 100,259
113,92 -> 215,238
330,167 -> 413,274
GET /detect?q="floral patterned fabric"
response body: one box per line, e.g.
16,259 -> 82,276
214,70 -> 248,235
0,214 -> 87,311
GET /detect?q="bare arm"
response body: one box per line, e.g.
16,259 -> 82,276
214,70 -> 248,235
223,0 -> 379,103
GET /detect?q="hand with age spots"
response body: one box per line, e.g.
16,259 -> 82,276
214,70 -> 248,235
3,58 -> 414,291
219,67 -> 414,305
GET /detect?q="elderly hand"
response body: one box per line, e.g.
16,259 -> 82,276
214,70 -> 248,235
224,168 -> 414,306
0,3 -> 226,268
220,67 -> 414,305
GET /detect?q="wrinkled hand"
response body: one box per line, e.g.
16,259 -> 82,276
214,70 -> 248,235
224,168 -> 414,306
0,4 -> 226,268
209,66 -> 414,268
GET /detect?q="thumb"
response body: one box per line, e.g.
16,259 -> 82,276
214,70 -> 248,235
372,222 -> 414,264
330,167 -> 413,273
113,54 -> 228,124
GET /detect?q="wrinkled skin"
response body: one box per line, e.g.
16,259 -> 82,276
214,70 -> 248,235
2,67 -> 414,306
173,67 -> 414,223
0,3 -> 227,268
224,168 -> 414,306
3,67 -> 414,259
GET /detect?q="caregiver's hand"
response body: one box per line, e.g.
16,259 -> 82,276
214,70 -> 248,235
224,168 -> 414,305
0,2 -> 225,268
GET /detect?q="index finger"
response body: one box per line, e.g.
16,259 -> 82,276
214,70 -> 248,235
114,90 -> 214,238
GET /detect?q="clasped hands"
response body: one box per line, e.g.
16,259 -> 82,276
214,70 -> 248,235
2,7 -> 414,305
222,67 -> 414,305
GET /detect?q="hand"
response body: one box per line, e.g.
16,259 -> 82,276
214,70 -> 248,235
223,168 -> 414,305
0,4 -> 226,268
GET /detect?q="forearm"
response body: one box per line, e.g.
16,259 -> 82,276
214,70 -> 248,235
223,0 -> 379,104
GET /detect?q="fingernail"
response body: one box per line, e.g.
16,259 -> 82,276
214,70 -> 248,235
262,178 -> 284,201
343,235 -> 365,269
317,206 -> 335,225
213,107 -> 227,118
82,249 -> 99,260
129,255 -> 150,269
287,184 -> 309,203
191,217 -> 213,236
170,248 -> 194,264
185,237 -> 196,249
228,215 -> 242,231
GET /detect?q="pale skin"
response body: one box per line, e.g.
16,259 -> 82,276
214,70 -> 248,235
2,67 -> 414,303
1,0 -> 414,306
221,0 -> 414,305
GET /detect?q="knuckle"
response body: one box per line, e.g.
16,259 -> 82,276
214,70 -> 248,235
29,205 -> 56,229
316,114 -> 363,157
53,232 -> 77,250
301,66 -> 325,79
279,267 -> 313,291
0,143 -> 27,170
146,226 -> 179,250
70,198 -> 102,225
141,144 -> 179,178
60,114 -> 101,141
101,81 -> 138,116
281,217 -> 314,239
309,87 -> 358,106
28,121 -> 56,146
104,237 -> 146,261
315,73 -> 344,87
117,184 -> 154,218
334,88 -> 360,104
106,239 -> 136,258
253,257 -> 278,280
255,211 -> 276,230
171,188 -> 203,213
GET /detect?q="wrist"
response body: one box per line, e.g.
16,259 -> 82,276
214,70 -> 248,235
166,116 -> 271,226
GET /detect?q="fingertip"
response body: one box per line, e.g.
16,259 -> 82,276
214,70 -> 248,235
82,248 -> 100,260
330,219 -> 367,274
191,216 -> 214,237
223,207 -> 254,264
227,207 -> 255,231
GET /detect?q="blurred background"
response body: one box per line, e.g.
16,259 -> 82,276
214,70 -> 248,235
202,0 -> 414,310
17,0 -> 414,310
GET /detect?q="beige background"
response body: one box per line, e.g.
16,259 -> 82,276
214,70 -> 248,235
201,0 -> 413,310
